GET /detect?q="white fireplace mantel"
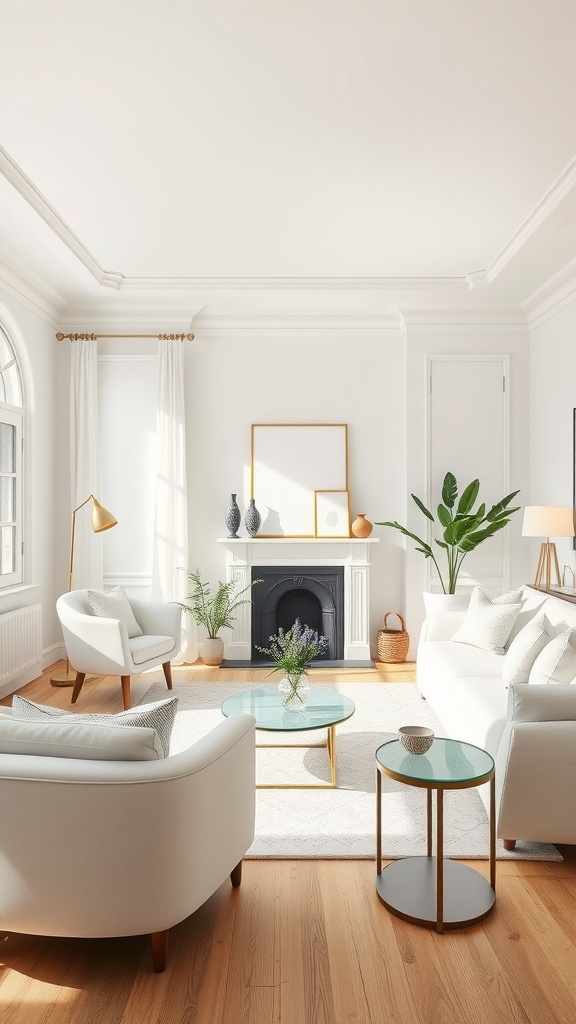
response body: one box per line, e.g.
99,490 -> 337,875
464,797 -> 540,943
217,537 -> 379,662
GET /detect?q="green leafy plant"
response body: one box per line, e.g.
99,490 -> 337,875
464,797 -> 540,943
375,472 -> 521,594
256,618 -> 329,675
178,569 -> 262,638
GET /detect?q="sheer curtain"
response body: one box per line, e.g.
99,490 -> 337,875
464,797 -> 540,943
151,340 -> 194,660
69,338 -> 103,590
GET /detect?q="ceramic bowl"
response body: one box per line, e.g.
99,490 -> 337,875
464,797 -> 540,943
398,725 -> 434,754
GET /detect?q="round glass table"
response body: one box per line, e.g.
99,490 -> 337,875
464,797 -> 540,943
221,687 -> 355,789
375,737 -> 496,932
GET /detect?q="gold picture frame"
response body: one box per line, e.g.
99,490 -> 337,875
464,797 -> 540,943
314,490 -> 351,538
251,423 -> 349,537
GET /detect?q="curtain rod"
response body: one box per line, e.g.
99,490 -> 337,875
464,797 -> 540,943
56,332 -> 194,342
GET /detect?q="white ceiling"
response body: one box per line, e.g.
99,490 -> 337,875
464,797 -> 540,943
2,1 -> 576,306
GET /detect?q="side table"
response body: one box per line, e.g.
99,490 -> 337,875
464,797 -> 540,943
375,737 -> 496,932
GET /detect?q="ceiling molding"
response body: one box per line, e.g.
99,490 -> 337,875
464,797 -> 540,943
485,156 -> 576,284
0,251 -> 65,325
523,257 -> 576,329
0,143 -> 123,290
117,274 -> 469,292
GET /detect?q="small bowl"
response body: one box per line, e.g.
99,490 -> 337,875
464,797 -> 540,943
398,725 -> 434,755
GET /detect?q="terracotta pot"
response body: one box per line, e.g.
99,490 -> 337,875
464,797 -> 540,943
351,513 -> 373,538
199,637 -> 224,666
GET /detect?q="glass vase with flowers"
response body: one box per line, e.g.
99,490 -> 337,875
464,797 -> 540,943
256,618 -> 329,710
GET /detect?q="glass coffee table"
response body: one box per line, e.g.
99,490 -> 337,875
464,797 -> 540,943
221,687 -> 355,789
375,737 -> 496,932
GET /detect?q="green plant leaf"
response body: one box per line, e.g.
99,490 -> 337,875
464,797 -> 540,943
441,472 -> 457,509
458,520 -> 509,551
411,494 -> 435,521
486,491 -> 521,520
437,504 -> 452,528
457,479 -> 479,515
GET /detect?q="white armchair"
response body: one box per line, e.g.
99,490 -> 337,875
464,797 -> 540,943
0,712 -> 256,972
56,590 -> 182,710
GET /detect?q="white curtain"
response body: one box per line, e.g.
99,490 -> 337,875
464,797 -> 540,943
151,340 -> 194,659
69,339 -> 103,591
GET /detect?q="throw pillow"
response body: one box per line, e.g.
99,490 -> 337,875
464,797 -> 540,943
12,695 -> 179,757
87,586 -> 143,638
528,630 -> 576,685
502,614 -> 553,687
451,587 -> 522,654
0,717 -> 164,760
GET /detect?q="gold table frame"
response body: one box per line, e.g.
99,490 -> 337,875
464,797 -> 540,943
256,724 -> 338,789
376,744 -> 496,933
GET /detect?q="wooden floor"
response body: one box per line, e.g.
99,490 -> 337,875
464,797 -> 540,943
1,661 -> 576,1024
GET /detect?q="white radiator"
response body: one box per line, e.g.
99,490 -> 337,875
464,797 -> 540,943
0,604 -> 42,685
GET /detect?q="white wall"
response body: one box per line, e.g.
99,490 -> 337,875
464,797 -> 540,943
529,298 -> 576,576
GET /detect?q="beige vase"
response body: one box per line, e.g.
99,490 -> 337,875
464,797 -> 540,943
199,636 -> 224,666
351,513 -> 373,538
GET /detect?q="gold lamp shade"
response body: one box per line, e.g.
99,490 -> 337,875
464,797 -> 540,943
90,497 -> 117,533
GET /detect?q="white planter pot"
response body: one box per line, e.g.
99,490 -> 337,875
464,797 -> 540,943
423,591 -> 471,615
199,637 -> 224,666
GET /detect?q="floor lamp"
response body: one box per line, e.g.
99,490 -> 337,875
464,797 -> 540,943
50,494 -> 118,686
522,505 -> 575,590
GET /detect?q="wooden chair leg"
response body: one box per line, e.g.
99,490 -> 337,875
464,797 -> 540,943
162,661 -> 173,690
121,676 -> 131,710
150,929 -> 169,973
230,860 -> 243,887
71,672 -> 86,704
503,839 -> 516,851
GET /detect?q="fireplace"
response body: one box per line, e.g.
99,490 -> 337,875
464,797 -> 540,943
217,537 -> 378,666
251,566 -> 344,663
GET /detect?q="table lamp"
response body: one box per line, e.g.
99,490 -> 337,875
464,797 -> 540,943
50,494 -> 117,686
521,505 -> 575,589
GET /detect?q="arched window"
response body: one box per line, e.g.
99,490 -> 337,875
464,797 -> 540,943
0,323 -> 23,587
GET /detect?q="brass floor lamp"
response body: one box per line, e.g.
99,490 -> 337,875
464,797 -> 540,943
50,495 -> 117,686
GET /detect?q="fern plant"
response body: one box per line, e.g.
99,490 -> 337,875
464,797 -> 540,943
376,472 -> 521,594
178,569 -> 262,637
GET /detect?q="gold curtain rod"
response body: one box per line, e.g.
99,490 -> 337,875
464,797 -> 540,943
56,332 -> 194,342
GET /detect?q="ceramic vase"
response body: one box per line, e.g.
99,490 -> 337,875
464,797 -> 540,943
199,636 -> 224,666
278,672 -> 310,711
351,513 -> 373,538
245,498 -> 261,537
225,493 -> 241,539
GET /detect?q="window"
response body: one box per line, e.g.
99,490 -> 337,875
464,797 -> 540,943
0,324 -> 23,588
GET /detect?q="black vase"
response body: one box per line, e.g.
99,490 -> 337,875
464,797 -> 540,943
225,493 -> 241,539
245,498 -> 261,537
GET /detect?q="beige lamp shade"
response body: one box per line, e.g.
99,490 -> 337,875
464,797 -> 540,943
522,505 -> 575,539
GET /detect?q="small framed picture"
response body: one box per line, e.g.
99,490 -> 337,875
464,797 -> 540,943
314,490 -> 350,538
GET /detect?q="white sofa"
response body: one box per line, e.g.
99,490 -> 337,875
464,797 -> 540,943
0,711 -> 256,971
417,585 -> 576,849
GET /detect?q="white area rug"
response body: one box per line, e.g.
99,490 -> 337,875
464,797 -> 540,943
139,678 -> 562,861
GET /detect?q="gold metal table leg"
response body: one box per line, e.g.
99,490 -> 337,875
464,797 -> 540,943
255,726 -> 339,789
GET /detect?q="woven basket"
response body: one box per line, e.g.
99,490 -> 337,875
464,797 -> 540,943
377,612 -> 410,663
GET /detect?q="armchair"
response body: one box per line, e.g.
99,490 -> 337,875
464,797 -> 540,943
0,712 -> 256,971
56,590 -> 182,709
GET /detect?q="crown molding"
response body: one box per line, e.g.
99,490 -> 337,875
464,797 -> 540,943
485,156 -> 576,284
0,144 -> 123,290
57,304 -> 204,333
0,250 -> 65,324
400,307 -> 527,329
523,257 -> 576,329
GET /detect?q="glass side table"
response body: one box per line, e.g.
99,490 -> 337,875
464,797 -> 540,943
375,737 -> 496,932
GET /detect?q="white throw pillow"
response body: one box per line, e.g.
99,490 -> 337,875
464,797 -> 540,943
528,630 -> 576,685
12,695 -> 179,757
502,614 -> 553,687
87,585 -> 143,638
0,718 -> 164,760
451,587 -> 522,654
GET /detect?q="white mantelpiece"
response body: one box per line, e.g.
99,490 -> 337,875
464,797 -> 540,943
217,537 -> 379,662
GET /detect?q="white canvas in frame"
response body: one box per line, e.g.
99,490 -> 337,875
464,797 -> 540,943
251,424 -> 348,536
315,490 -> 350,537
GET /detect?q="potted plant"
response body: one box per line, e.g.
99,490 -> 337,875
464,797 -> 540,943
179,569 -> 262,666
375,472 -> 521,595
256,618 -> 328,709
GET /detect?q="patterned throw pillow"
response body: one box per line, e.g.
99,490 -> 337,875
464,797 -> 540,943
87,586 -> 143,638
11,695 -> 179,757
451,587 -> 522,654
502,614 -> 553,687
528,630 -> 576,685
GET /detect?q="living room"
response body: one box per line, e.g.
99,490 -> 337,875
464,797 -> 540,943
1,2 -> 576,1022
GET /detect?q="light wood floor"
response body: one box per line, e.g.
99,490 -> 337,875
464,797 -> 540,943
1,662 -> 576,1024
